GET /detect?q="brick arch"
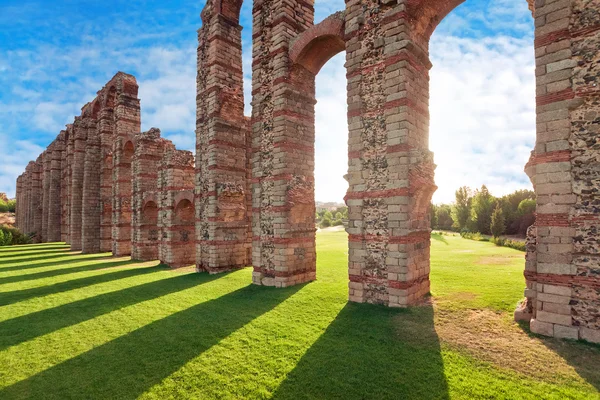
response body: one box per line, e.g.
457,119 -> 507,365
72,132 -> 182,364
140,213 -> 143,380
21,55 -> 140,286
174,191 -> 194,208
104,86 -> 117,109
142,193 -> 158,209
175,198 -> 195,224
289,12 -> 346,75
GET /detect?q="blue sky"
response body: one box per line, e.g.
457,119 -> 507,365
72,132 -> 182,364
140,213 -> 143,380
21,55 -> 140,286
0,0 -> 535,203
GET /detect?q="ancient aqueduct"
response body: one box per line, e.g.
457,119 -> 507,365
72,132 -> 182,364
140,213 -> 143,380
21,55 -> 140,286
13,0 -> 600,342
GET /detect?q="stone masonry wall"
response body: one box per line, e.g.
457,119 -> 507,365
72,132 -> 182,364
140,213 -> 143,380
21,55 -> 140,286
131,128 -> 174,261
158,148 -> 196,267
196,0 -> 250,274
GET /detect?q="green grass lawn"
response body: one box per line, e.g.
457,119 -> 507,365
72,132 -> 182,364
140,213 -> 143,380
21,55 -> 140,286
0,232 -> 599,399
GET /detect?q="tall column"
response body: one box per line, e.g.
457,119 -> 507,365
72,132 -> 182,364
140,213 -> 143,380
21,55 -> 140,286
158,148 -> 196,267
82,117 -> 102,253
70,117 -> 87,251
131,128 -> 169,261
15,175 -> 22,230
111,73 -> 141,256
64,124 -> 74,245
99,107 -> 115,252
343,0 -> 435,306
60,130 -> 69,242
522,0 -> 600,342
250,0 -> 316,286
32,157 -> 43,242
196,0 -> 250,274
48,134 -> 64,242
41,150 -> 51,242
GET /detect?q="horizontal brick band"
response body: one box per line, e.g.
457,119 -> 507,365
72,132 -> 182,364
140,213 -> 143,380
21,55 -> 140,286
536,213 -> 569,227
526,150 -> 570,166
196,239 -> 247,246
252,236 -> 314,245
348,231 -> 429,244
535,24 -> 600,48
525,271 -> 600,289
253,266 -> 314,278
344,187 -> 409,200
536,88 -> 574,106
389,275 -> 429,290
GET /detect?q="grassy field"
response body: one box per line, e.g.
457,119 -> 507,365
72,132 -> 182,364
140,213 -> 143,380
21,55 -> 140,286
0,232 -> 599,399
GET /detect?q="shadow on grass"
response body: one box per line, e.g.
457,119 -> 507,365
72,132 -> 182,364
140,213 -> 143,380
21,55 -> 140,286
0,244 -> 70,253
0,260 -> 158,307
0,248 -> 73,260
0,252 -> 86,268
0,284 -> 301,400
431,233 -> 449,245
0,253 -> 108,273
0,256 -> 117,284
272,303 -> 449,400
0,267 -> 225,351
518,321 -> 600,391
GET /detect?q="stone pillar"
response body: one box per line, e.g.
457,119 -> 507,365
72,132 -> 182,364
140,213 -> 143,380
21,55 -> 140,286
158,148 -> 196,267
15,175 -> 22,230
24,166 -> 32,235
111,74 -> 141,256
195,0 -> 250,274
131,128 -> 170,261
99,107 -> 115,252
70,117 -> 87,251
31,157 -> 43,242
521,0 -> 600,342
343,0 -> 435,306
41,149 -> 51,242
61,129 -> 70,242
48,134 -> 64,242
249,0 -> 316,286
82,117 -> 102,253
64,124 -> 74,245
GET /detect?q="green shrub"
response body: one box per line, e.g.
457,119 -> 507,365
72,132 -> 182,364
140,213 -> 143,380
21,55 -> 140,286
7,200 -> 16,212
0,225 -> 32,246
460,231 -> 488,242
491,237 -> 526,252
320,217 -> 331,228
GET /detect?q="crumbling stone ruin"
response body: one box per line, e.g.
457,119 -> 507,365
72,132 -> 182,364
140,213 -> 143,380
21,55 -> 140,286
14,0 -> 600,343
14,73 -> 196,269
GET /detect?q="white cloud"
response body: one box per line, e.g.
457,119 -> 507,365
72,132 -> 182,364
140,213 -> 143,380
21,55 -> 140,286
0,137 -> 44,198
429,35 -> 535,203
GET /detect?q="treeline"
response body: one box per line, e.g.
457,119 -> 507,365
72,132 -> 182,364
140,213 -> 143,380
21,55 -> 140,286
316,206 -> 348,228
431,186 -> 535,237
0,199 -> 16,213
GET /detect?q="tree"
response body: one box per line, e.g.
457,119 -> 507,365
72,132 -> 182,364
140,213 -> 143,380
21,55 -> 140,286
451,186 -> 472,230
430,203 -> 438,229
517,199 -> 536,215
471,185 -> 495,234
437,205 -> 454,230
490,204 -> 505,238
320,216 -> 331,228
